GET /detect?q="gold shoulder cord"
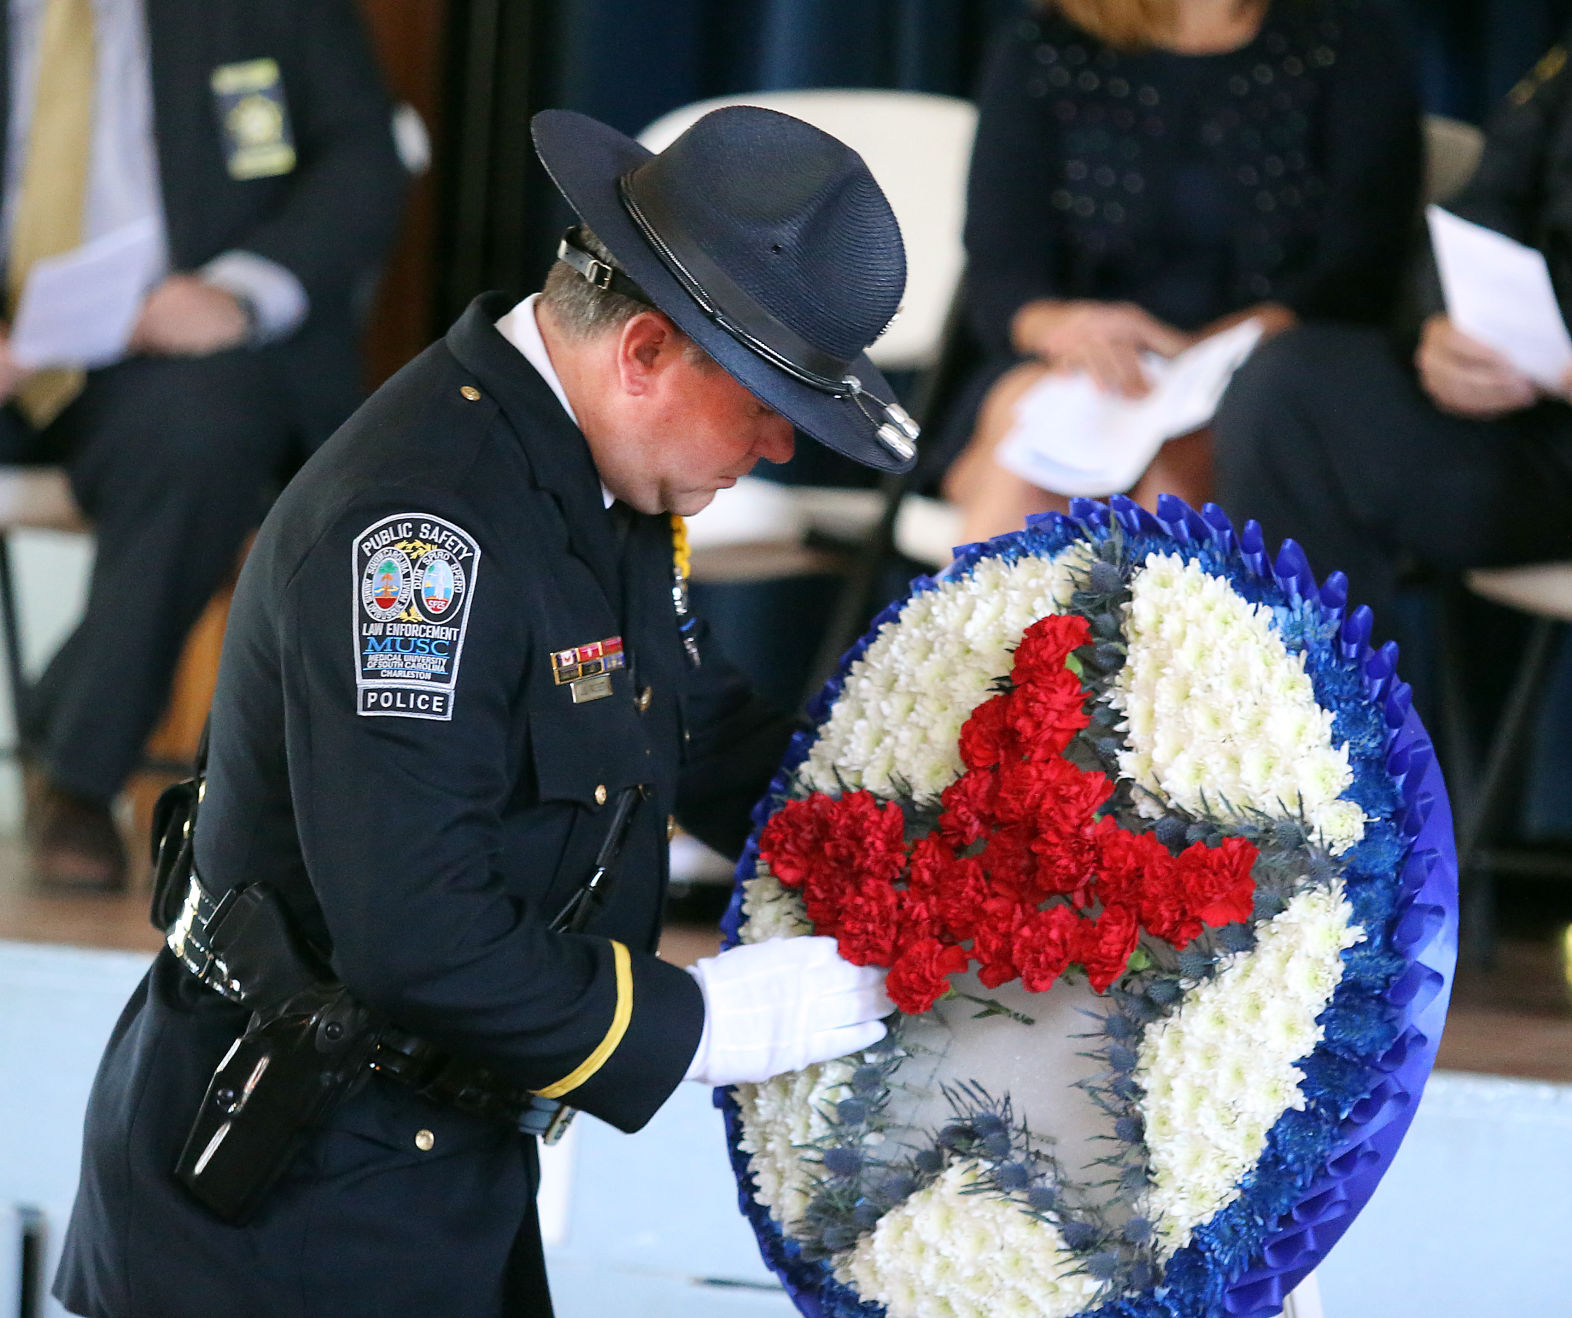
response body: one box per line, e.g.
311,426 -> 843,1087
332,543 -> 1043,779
671,514 -> 700,667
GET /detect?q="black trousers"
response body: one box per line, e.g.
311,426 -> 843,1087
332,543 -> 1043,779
1213,323 -> 1572,637
0,349 -> 297,802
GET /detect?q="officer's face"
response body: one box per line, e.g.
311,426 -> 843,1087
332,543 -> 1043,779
650,354 -> 796,515
600,314 -> 796,515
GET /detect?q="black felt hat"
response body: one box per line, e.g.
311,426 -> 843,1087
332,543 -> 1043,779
531,106 -> 919,473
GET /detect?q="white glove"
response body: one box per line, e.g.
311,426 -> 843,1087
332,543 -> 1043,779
682,936 -> 894,1086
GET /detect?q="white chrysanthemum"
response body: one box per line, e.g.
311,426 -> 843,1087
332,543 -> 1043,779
1136,884 -> 1365,1253
800,543 -> 1094,802
1110,553 -> 1367,855
737,870 -> 811,943
839,1162 -> 1105,1318
734,1058 -> 857,1227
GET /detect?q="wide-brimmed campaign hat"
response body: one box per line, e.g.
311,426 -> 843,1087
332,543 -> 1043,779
531,106 -> 919,473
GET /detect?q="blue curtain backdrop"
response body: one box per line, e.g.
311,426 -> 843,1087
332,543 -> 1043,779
543,0 -> 1020,139
540,0 -> 1572,139
482,0 -> 1572,314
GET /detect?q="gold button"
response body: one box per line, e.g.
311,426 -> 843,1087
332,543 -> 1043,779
460,385 -> 481,401
415,1129 -> 435,1152
667,814 -> 677,842
594,784 -> 608,806
636,685 -> 653,713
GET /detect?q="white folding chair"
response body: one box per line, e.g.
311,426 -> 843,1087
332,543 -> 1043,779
1423,113 -> 1485,206
1447,562 -> 1572,962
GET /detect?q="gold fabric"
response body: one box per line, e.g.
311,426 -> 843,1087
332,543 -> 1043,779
7,0 -> 96,428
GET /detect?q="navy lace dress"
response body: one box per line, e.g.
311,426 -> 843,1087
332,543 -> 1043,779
933,0 -> 1422,471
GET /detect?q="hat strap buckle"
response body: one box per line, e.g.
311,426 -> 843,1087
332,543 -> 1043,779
557,228 -> 653,302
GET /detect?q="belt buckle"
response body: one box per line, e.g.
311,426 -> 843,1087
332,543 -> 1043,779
541,1103 -> 578,1145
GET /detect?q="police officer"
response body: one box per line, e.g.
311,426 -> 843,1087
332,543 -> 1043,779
53,106 -> 919,1317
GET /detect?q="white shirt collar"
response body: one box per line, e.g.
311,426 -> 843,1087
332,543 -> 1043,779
494,294 -> 615,509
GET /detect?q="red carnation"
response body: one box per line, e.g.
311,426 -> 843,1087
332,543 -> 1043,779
799,883 -> 846,939
835,879 -> 902,966
1092,820 -> 1191,944
1014,903 -> 1083,993
1010,614 -> 1092,686
1023,763 -> 1114,903
1175,835 -> 1259,931
958,694 -> 1015,770
897,886 -> 944,946
820,791 -> 906,888
885,937 -> 970,1015
937,767 -> 998,848
972,896 -> 1032,988
906,833 -> 954,897
758,795 -> 832,889
931,853 -> 991,942
1079,904 -> 1140,993
993,754 -> 1076,824
1004,671 -> 1091,760
978,825 -> 1038,903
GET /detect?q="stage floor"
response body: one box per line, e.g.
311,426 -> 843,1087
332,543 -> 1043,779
2,936 -> 1569,1318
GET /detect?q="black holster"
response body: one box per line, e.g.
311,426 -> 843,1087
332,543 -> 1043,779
175,978 -> 378,1223
156,767 -> 646,1224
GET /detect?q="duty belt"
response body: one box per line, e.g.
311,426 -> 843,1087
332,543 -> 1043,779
167,870 -> 573,1142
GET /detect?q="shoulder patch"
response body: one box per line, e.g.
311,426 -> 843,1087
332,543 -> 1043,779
353,513 -> 481,721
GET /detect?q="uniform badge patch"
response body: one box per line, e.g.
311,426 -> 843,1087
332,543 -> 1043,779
353,513 -> 481,721
211,58 -> 297,180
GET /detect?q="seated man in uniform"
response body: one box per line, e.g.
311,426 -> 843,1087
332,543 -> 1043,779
1212,39 -> 1572,631
54,105 -> 913,1317
0,0 -> 407,889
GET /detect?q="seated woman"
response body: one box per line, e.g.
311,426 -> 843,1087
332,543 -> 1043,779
940,0 -> 1422,544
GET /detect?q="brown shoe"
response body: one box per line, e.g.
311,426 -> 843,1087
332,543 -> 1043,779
29,783 -> 129,892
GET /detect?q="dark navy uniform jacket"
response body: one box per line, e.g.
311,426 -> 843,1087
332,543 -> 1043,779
54,294 -> 796,1318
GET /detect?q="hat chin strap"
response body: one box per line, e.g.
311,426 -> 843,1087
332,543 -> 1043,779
557,228 -> 655,306
594,178 -> 919,465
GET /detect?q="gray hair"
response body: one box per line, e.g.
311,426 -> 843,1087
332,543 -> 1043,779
540,226 -> 648,339
540,225 -> 720,371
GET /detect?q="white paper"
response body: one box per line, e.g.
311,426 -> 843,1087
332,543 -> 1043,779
9,217 -> 162,370
996,317 -> 1264,497
1426,203 -> 1572,390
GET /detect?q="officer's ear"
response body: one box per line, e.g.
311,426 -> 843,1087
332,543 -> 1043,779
614,310 -> 684,395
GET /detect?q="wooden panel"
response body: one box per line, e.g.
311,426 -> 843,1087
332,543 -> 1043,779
127,567 -> 237,887
356,0 -> 450,388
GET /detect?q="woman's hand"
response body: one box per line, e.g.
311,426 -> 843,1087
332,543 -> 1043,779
1010,299 -> 1189,398
1194,302 -> 1297,343
1416,312 -> 1538,419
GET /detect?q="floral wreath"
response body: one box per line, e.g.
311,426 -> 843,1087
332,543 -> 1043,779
716,496 -> 1457,1318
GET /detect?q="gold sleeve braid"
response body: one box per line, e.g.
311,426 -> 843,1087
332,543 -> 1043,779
530,940 -> 634,1098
